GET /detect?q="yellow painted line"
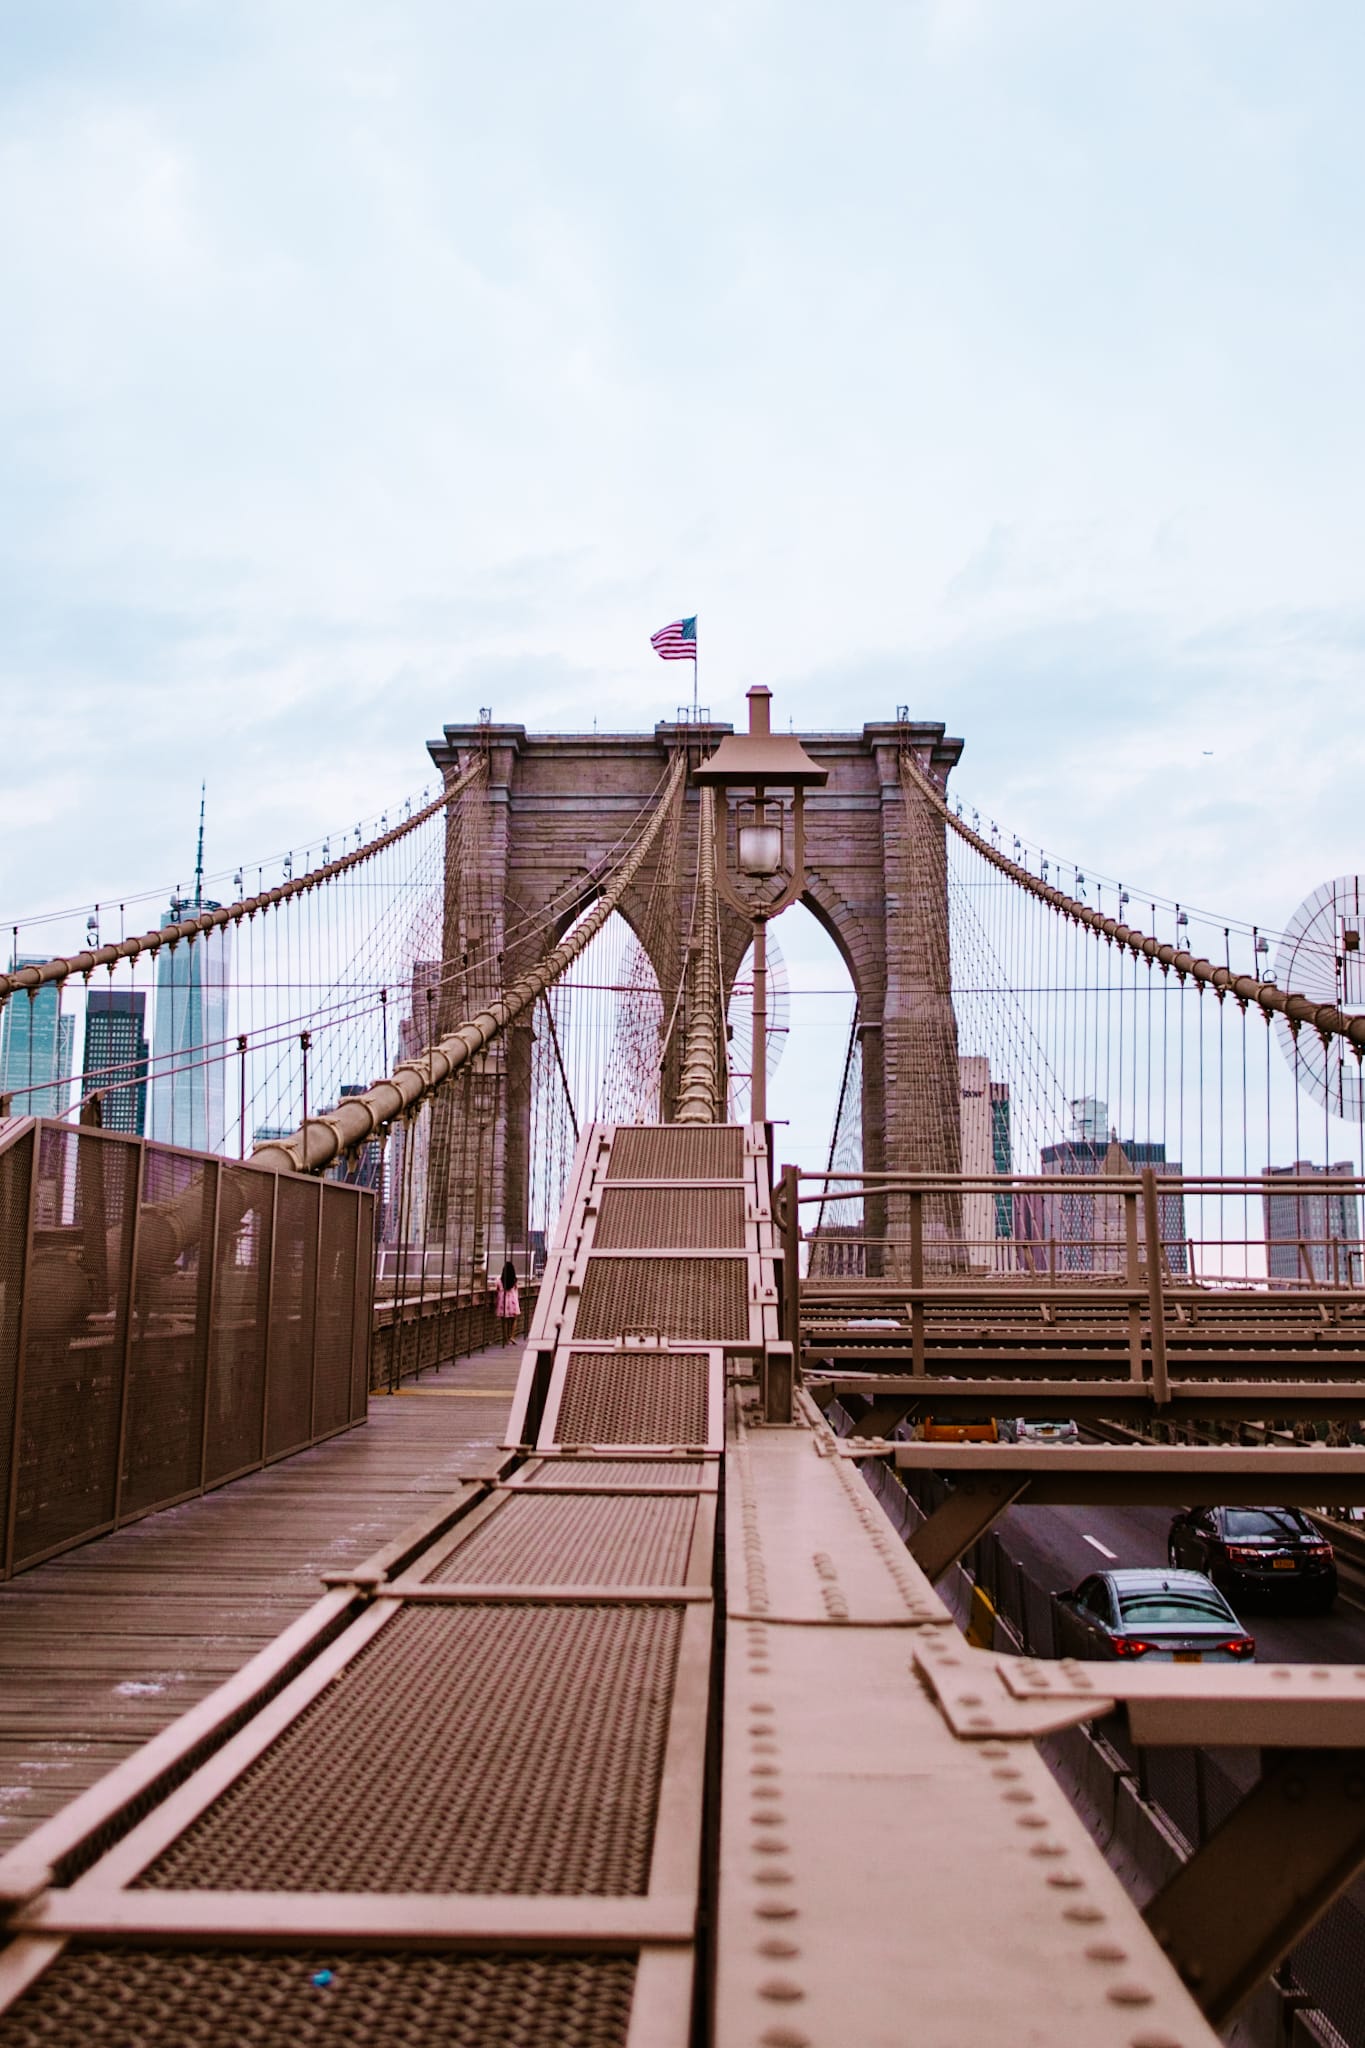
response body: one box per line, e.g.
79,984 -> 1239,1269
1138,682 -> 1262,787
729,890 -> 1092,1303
394,1387 -> 510,1398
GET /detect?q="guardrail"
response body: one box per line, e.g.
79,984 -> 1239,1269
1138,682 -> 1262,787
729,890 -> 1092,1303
780,1168 -> 1365,1417
0,1116 -> 374,1579
371,1280 -> 539,1392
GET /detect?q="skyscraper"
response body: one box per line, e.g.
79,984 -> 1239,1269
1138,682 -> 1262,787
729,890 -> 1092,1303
1263,1163 -> 1363,1286
0,959 -> 73,1119
1024,1098 -> 1189,1275
148,911 -> 231,1151
959,1057 -> 1013,1268
83,991 -> 150,1135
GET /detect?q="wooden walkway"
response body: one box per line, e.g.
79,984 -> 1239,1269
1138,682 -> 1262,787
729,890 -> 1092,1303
0,1344 -> 522,1850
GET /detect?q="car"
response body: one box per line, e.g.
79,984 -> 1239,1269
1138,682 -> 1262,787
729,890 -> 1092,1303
1054,1568 -> 1255,1662
1167,1506 -> 1337,1612
999,1417 -> 1079,1445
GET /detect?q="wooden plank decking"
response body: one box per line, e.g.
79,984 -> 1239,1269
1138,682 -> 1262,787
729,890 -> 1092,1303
0,1344 -> 522,1849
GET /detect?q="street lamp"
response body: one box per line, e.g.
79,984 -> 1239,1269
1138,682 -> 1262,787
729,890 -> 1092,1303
693,686 -> 827,1123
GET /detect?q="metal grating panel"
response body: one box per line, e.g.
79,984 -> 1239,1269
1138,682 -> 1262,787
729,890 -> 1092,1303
592,1187 -> 745,1250
520,1458 -> 707,1489
140,1604 -> 682,1894
426,1491 -> 696,1584
265,1175 -> 319,1457
574,1257 -> 747,1342
605,1126 -> 744,1182
12,1129 -> 138,1568
0,1949 -> 637,2048
554,1355 -> 709,1447
203,1165 -> 274,1482
119,1147 -> 214,1519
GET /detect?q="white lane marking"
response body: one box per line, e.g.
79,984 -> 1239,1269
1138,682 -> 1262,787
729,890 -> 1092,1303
1082,1534 -> 1118,1560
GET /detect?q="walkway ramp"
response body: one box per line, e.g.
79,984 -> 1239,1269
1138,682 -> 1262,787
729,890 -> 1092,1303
0,1348 -> 519,1850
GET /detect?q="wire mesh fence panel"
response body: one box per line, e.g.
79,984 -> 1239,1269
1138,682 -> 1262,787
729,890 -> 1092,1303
1018,1575 -> 1058,1658
312,1184 -> 357,1435
1140,1747 -> 1200,1851
349,1193 -> 373,1420
0,1126 -> 33,1557
1291,1890 -> 1365,2048
264,1175 -> 320,1459
203,1165 -> 274,1484
12,1129 -> 138,1569
120,1146 -> 215,1519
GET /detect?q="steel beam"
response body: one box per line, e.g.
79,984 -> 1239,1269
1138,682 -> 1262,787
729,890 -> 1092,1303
843,1441 -> 1365,1507
907,1477 -> 1031,1580
1142,1751 -> 1365,2028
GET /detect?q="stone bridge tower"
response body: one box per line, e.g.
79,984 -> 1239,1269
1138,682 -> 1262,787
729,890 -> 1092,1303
426,717 -> 964,1264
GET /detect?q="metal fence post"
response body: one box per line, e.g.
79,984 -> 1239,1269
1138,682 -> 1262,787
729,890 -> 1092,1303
1142,1165 -> 1170,1406
3,1127 -> 42,1580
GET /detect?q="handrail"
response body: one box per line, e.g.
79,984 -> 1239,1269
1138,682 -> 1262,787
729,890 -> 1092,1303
253,751 -> 689,1175
902,749 -> 1365,1054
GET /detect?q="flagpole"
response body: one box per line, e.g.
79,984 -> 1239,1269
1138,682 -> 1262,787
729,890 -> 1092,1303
693,616 -> 699,721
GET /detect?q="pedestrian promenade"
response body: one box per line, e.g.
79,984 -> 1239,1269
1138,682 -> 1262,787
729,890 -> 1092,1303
0,1344 -> 522,1849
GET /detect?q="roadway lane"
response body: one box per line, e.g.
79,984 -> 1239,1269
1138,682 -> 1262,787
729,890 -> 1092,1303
992,1496 -> 1365,1663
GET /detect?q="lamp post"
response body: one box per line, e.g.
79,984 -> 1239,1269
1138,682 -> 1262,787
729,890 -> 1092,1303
693,687 -> 827,1124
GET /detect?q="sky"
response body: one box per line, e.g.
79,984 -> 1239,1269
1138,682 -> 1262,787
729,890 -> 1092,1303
2,0 -> 1364,1165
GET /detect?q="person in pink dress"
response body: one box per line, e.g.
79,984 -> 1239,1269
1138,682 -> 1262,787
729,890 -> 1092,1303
494,1258 -> 521,1345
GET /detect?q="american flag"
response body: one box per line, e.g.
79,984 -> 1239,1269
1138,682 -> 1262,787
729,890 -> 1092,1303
650,616 -> 697,661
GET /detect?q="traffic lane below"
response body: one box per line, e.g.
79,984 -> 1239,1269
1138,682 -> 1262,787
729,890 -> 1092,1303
992,1499 -> 1365,1664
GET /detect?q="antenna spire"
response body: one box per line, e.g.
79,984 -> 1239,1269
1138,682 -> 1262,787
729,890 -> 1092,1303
194,783 -> 206,910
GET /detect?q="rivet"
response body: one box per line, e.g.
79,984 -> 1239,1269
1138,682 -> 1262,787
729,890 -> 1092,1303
755,1901 -> 799,1920
753,1838 -> 790,1855
991,1766 -> 1023,1781
1063,1903 -> 1105,1924
751,1812 -> 786,1827
753,1740 -> 779,1755
1047,1870 -> 1083,1888
968,1715 -> 995,1729
1016,1814 -> 1049,1830
979,1743 -> 1009,1759
758,2025 -> 810,2048
1107,1984 -> 1155,2007
750,1764 -> 779,1778
1003,1790 -> 1034,1805
1128,2032 -> 1184,2047
1270,1667 -> 1292,1680
751,1702 -> 775,1714
1029,1841 -> 1067,1859
753,1868 -> 794,1886
758,1938 -> 800,1959
1086,1942 -> 1128,1963
759,1978 -> 806,2003
753,1786 -> 782,1802
958,1693 -> 983,1707
1311,1668 -> 1331,1681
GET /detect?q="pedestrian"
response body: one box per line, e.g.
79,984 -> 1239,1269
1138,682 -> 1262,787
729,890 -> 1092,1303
494,1256 -> 521,1346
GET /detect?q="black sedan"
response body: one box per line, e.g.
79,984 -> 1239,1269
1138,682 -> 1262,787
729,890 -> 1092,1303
1054,1568 -> 1255,1661
1167,1506 -> 1336,1613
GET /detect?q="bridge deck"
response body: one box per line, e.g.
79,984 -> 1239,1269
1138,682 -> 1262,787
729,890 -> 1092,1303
0,1347 -> 519,1851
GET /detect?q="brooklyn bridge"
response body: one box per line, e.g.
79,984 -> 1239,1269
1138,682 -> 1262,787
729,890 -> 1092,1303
1,693 -> 1364,2047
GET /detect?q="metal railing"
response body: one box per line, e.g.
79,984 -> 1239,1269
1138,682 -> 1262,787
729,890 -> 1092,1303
0,1116 -> 374,1579
780,1168 -> 1365,1413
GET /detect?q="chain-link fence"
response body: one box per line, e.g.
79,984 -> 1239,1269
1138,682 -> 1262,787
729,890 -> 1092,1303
0,1116 -> 374,1578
